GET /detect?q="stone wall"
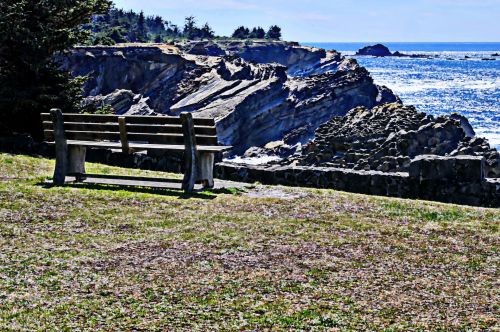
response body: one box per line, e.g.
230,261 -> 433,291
1,136 -> 497,207
215,155 -> 499,208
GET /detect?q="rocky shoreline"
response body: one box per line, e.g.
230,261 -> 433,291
46,40 -> 500,206
251,103 -> 499,178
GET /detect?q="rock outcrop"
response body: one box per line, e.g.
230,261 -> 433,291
286,103 -> 499,177
355,44 -> 430,59
355,44 -> 393,57
178,40 -> 343,77
62,43 -> 398,153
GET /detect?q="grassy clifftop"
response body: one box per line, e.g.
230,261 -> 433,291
0,153 -> 498,330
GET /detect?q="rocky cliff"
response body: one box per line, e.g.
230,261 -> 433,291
62,42 -> 398,153
178,40 -> 343,76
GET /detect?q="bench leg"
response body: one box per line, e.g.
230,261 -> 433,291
68,146 -> 86,182
53,145 -> 68,185
182,151 -> 198,193
197,152 -> 215,189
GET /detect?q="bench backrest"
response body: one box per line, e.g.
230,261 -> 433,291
41,112 -> 219,147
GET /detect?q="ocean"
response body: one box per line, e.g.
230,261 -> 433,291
304,42 -> 500,150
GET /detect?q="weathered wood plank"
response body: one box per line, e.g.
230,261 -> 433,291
46,140 -> 232,152
67,173 -> 183,183
43,130 -> 219,145
50,109 -> 68,185
43,121 -> 216,135
41,113 -> 215,126
125,124 -> 217,136
118,117 -> 129,154
43,121 -> 119,132
181,112 -> 198,192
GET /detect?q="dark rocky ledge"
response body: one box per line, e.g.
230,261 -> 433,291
215,156 -> 499,208
249,103 -> 499,179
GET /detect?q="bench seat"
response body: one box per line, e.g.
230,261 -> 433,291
47,140 -> 232,153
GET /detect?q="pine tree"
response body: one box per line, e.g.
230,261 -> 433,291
136,11 -> 148,42
0,0 -> 112,138
232,26 -> 250,39
266,25 -> 282,40
200,23 -> 215,39
249,27 -> 266,39
183,16 -> 198,40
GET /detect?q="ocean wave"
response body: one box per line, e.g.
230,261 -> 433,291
354,55 -> 499,150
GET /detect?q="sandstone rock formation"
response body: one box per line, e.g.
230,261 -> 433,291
62,43 -> 398,153
178,40 -> 343,77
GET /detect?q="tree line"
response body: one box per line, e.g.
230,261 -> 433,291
232,26 -> 281,40
87,7 -> 282,45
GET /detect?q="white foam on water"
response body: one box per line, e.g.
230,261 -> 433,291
225,155 -> 282,165
357,52 -> 500,150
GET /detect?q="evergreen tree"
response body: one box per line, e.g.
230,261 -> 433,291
232,26 -> 250,39
249,27 -> 266,39
200,23 -> 215,39
109,27 -> 127,43
0,0 -> 111,138
266,25 -> 282,40
153,16 -> 165,34
183,16 -> 198,40
136,11 -> 147,42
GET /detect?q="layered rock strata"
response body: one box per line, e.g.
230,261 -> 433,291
62,43 -> 398,153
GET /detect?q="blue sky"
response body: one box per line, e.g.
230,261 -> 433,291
112,0 -> 500,42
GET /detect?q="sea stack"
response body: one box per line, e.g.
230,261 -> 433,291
355,44 -> 393,56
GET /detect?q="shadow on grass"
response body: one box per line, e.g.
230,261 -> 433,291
37,181 -> 243,200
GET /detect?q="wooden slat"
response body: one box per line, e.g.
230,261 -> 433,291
126,124 -> 217,136
43,121 -> 119,132
43,127 -> 54,141
42,121 -> 216,136
46,140 -> 232,152
127,133 -> 218,145
41,113 -> 215,126
44,130 -> 219,145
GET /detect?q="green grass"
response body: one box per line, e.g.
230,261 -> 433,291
0,153 -> 498,331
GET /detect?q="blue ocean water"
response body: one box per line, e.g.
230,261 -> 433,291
304,42 -> 500,149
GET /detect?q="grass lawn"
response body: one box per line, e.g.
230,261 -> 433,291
0,153 -> 498,331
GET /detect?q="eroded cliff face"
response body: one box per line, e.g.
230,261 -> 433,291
62,42 -> 398,153
178,40 -> 343,76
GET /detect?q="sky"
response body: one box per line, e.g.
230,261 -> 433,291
112,0 -> 500,42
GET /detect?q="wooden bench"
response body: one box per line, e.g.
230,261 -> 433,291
42,108 -> 231,192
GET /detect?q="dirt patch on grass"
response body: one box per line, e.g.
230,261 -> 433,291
245,186 -> 310,200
